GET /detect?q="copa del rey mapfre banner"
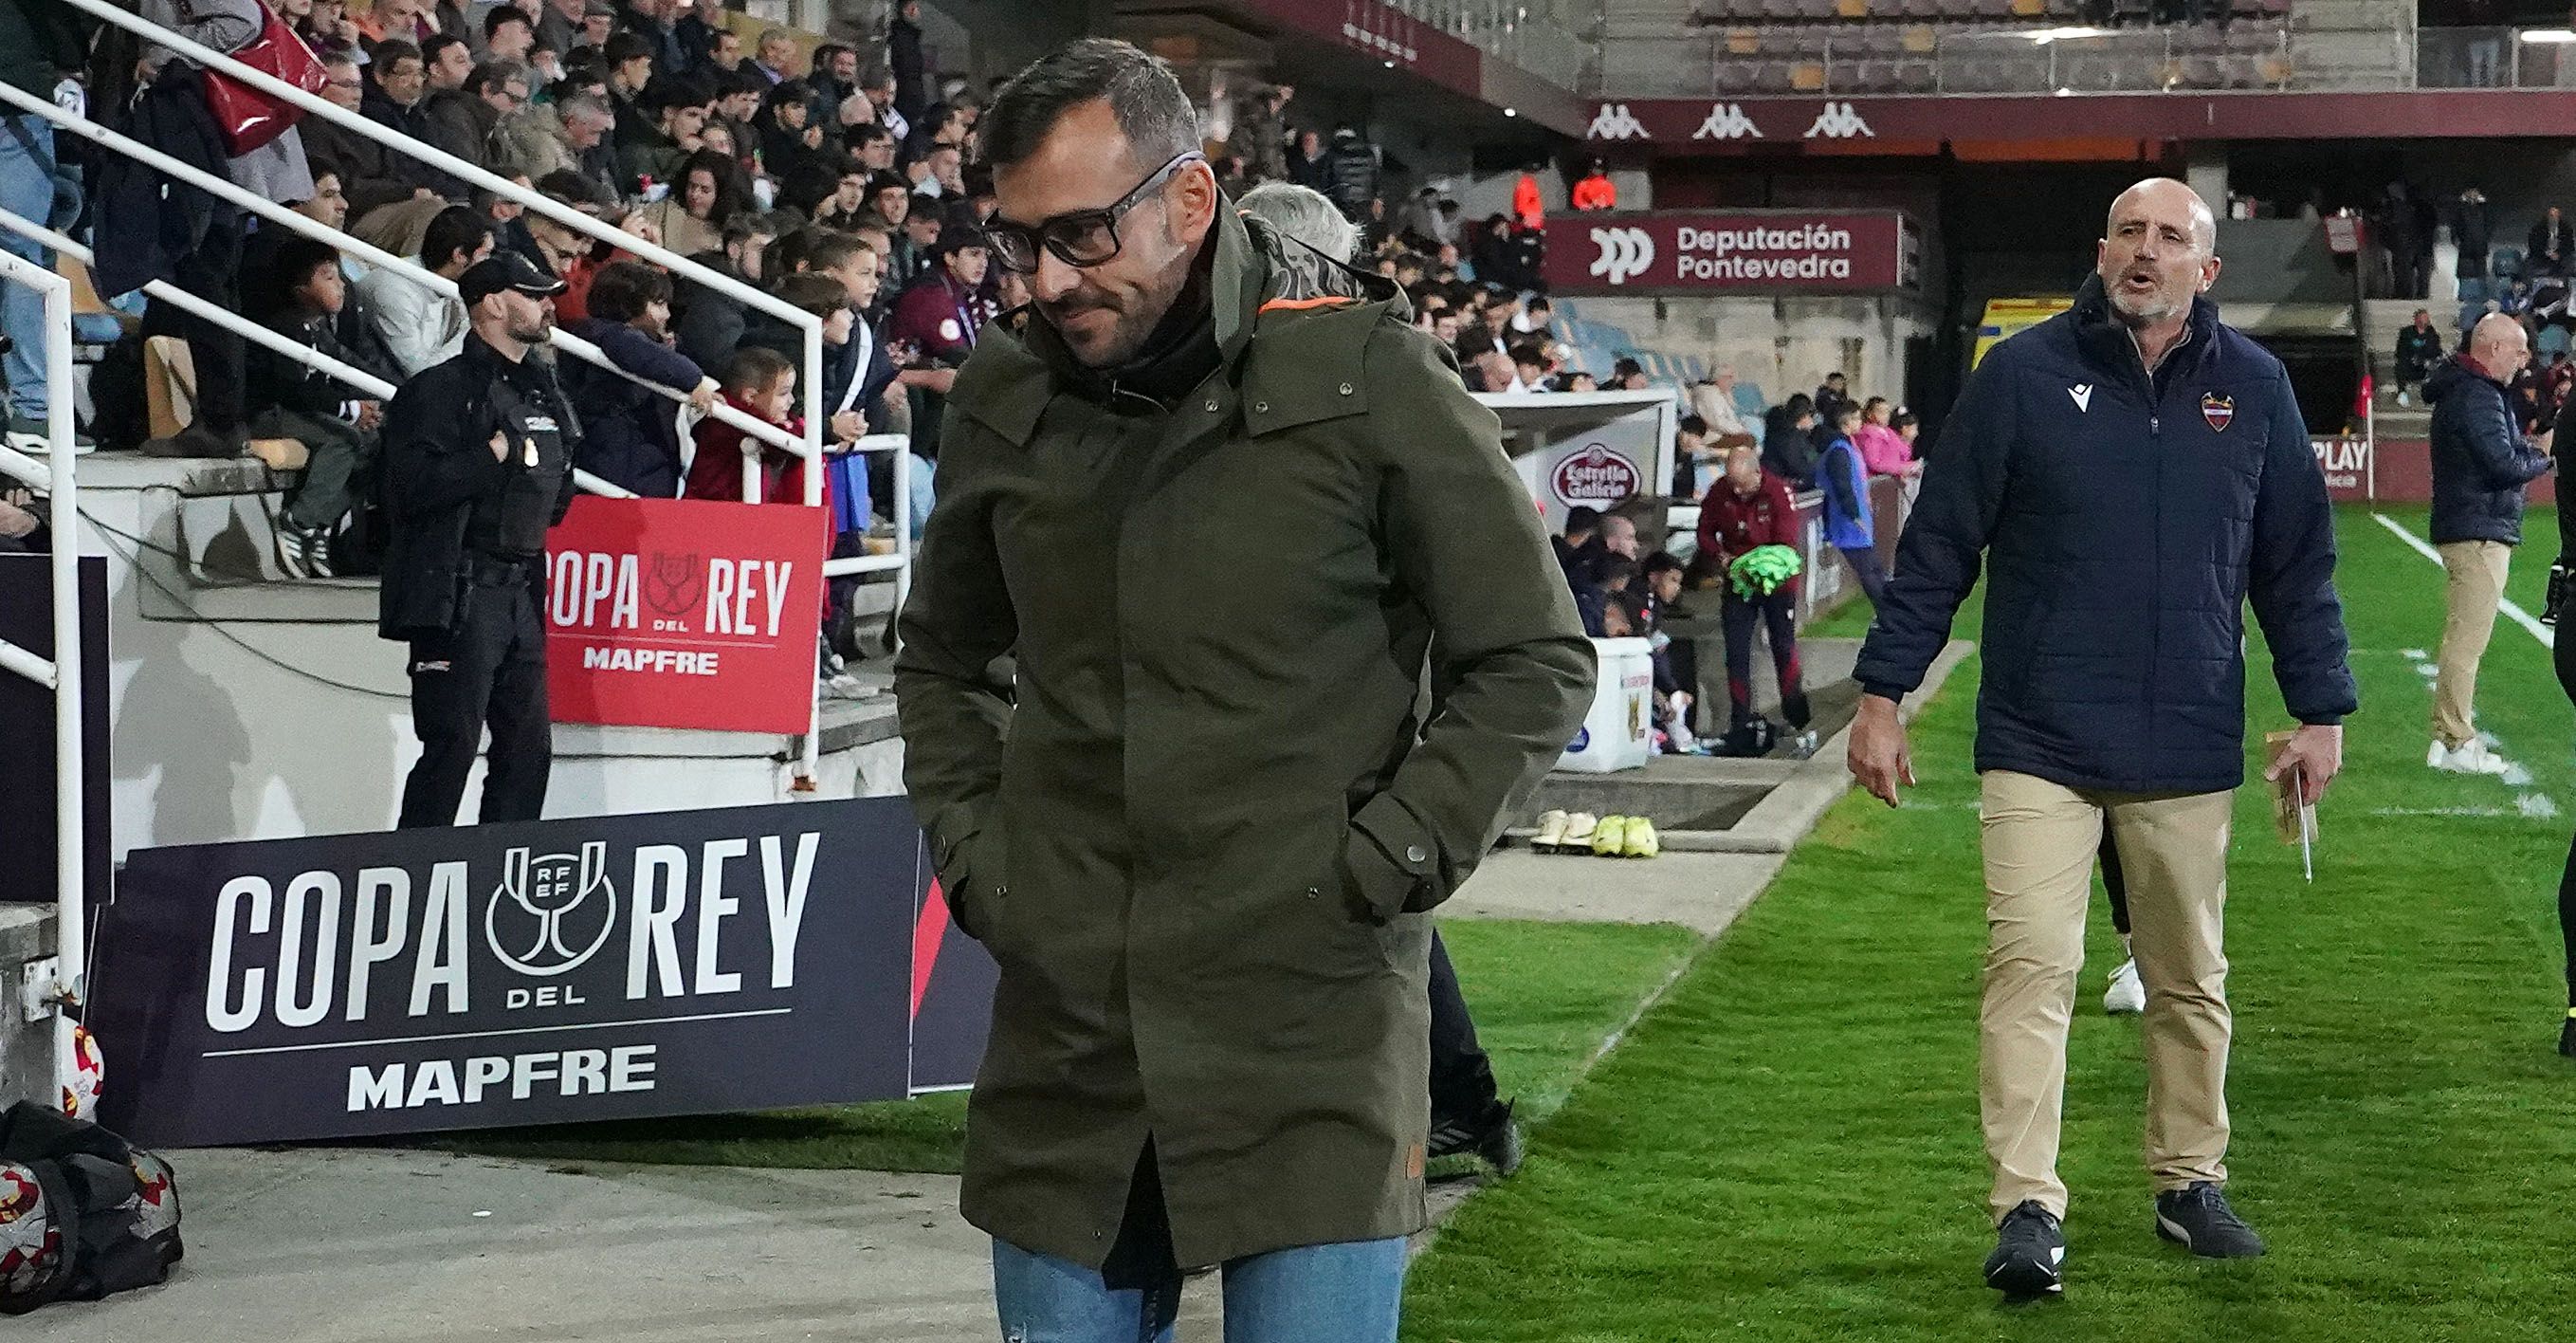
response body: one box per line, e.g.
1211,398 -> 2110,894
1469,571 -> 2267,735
87,798 -> 1000,1147
544,496 -> 828,734
1544,211 -> 1918,297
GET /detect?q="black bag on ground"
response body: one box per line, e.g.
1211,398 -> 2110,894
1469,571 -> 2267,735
0,1102 -> 182,1314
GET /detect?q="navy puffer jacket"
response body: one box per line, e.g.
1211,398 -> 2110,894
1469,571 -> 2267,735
2424,357 -> 2552,546
1854,275 -> 2357,794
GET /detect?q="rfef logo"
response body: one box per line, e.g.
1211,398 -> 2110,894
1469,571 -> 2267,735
1803,101 -> 1875,138
1588,102 -> 1651,140
1552,444 -> 1642,506
1589,227 -> 1656,285
1691,102 -> 1763,140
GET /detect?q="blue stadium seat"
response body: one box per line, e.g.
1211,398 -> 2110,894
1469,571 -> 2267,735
2493,246 -> 2525,280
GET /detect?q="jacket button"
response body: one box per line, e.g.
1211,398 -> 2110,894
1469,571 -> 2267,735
1305,887 -> 1319,899
1204,399 -> 1218,412
1338,382 -> 1353,396
1405,845 -> 1429,865
995,884 -> 1008,898
1254,400 -> 1270,413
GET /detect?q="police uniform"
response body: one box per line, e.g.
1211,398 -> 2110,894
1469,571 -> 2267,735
377,255 -> 581,828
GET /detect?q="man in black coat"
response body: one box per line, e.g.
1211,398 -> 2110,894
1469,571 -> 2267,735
379,254 -> 581,828
2530,206 -> 2574,281
2422,313 -> 2554,776
1851,179 -> 2355,1298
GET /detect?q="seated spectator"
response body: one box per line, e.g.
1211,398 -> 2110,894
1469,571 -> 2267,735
1672,414 -> 1714,498
1639,551 -> 1699,748
672,218 -> 774,371
1696,446 -> 1811,745
848,120 -> 897,175
1689,367 -> 1759,453
2396,306 -> 2442,405
1507,341 -> 1549,393
752,27 -> 798,84
307,53 -> 428,227
888,230 -> 993,368
888,191 -> 943,290
1817,404 -> 1888,605
562,261 -> 718,498
516,185 -> 606,321
484,6 -> 535,64
604,32 -> 658,143
1610,357 -> 1650,392
363,40 -> 466,199
1553,505 -> 1604,585
628,146 -> 741,258
495,91 -> 620,201
803,156 -> 873,229
740,273 -> 867,446
359,0 -> 441,48
760,79 -> 831,185
1852,396 -> 1920,479
250,238 -> 391,579
619,77 -> 711,193
356,206 -> 493,377
0,486 -> 46,556
1763,393 -> 1818,488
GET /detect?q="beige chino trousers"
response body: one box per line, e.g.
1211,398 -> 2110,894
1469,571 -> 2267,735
2431,540 -> 2511,750
1980,770 -> 2236,1223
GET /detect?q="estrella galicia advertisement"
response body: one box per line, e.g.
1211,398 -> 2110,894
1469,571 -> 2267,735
88,799 -> 924,1148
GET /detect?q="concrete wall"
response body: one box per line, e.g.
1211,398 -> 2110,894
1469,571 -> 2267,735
1565,293 -> 1932,408
71,459 -> 905,861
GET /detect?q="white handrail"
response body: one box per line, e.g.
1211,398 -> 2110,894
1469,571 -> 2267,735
76,0 -> 827,515
0,87 -> 806,466
0,248 -> 85,1106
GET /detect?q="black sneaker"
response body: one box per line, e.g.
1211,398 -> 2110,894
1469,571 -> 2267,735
274,521 -> 332,579
1983,1200 -> 2065,1297
2548,561 -> 2572,628
2153,1182 -> 2265,1258
1427,1099 -> 1524,1177
2557,1013 -> 2576,1058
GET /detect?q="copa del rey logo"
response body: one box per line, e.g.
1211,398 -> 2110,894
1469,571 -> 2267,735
1587,102 -> 1651,140
1693,102 -> 1763,140
1589,227 -> 1656,285
1553,444 -> 1643,506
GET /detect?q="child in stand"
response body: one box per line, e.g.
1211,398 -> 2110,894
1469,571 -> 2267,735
682,347 -> 867,694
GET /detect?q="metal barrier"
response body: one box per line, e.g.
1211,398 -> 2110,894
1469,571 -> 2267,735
17,0 -> 925,789
0,248 -> 85,1106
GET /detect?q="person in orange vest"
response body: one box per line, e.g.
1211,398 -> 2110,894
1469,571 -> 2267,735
1512,161 -> 1544,230
1571,160 -> 1617,212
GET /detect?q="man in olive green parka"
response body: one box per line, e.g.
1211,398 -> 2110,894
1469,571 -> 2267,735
895,38 -> 1592,1339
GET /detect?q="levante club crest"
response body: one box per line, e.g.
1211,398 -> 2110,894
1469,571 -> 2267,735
2201,393 -> 2234,432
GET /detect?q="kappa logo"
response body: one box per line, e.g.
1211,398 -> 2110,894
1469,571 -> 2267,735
1803,101 -> 1875,139
411,659 -> 452,674
1691,102 -> 1763,140
2201,392 -> 2235,432
2068,384 -> 2094,413
1587,102 -> 1651,140
484,842 -> 618,977
1589,227 -> 1656,285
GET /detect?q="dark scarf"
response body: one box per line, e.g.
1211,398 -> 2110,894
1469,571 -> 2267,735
1092,240 -> 1221,411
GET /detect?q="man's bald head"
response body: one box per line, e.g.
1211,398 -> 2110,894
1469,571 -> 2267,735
2097,178 -> 2221,330
2107,178 -> 2216,254
2470,312 -> 2530,377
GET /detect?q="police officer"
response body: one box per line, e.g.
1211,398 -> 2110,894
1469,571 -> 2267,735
378,253 -> 581,828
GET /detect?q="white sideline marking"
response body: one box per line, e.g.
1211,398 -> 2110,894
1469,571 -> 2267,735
2370,512 -> 2555,648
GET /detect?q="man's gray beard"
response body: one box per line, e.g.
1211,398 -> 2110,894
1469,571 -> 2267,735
2105,284 -> 2180,328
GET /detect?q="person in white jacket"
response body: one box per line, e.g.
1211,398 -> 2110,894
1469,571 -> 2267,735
356,206 -> 492,377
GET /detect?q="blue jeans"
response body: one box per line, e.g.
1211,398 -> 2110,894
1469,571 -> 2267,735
0,115 -> 55,421
906,453 -> 937,539
991,1236 -> 1406,1343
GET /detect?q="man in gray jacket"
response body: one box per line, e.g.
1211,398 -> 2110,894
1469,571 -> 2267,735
2423,312 -> 2555,774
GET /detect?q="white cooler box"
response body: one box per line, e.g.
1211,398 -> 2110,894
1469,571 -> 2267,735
1559,636 -> 1655,773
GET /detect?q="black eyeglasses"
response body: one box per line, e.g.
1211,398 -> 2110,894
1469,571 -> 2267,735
984,151 -> 1205,275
